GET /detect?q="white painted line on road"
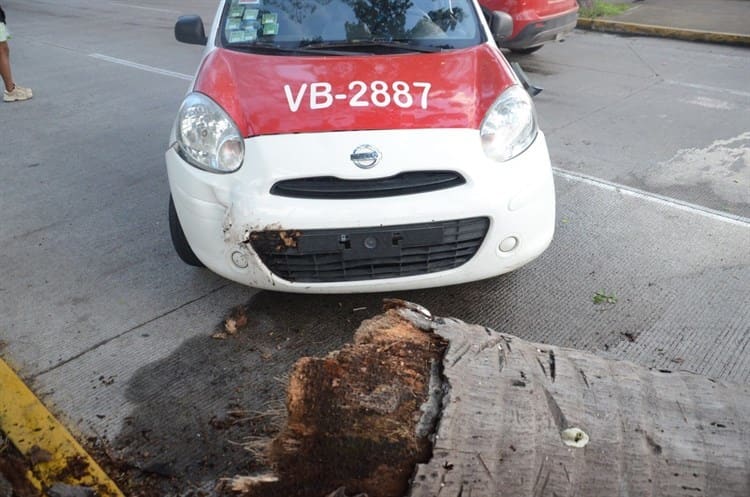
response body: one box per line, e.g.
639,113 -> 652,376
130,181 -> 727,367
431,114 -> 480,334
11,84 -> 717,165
553,168 -> 750,228
665,80 -> 750,100
109,2 -> 179,14
89,53 -> 193,81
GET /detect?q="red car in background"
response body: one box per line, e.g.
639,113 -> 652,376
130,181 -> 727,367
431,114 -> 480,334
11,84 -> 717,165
482,0 -> 579,53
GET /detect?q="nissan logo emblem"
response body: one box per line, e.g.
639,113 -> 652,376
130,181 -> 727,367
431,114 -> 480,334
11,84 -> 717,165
350,145 -> 381,169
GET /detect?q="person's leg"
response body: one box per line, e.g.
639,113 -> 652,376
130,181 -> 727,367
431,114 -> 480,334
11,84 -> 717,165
0,24 -> 32,101
0,38 -> 14,91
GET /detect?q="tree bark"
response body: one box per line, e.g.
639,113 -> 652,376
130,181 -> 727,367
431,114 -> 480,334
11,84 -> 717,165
240,303 -> 446,497
241,301 -> 750,497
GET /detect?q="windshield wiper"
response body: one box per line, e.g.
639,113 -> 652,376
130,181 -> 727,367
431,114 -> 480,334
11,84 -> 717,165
226,41 -> 351,56
300,40 -> 443,53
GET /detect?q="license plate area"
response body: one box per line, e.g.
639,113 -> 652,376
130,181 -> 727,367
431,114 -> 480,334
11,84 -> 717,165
249,217 -> 489,283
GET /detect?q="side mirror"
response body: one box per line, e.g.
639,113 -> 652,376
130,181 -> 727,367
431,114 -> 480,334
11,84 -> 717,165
175,15 -> 207,45
489,11 -> 513,42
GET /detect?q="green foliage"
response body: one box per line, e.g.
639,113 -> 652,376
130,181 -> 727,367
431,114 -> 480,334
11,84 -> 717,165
593,291 -> 617,305
579,0 -> 631,18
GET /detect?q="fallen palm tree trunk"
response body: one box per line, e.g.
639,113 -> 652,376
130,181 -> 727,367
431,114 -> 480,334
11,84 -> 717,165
239,301 -> 750,497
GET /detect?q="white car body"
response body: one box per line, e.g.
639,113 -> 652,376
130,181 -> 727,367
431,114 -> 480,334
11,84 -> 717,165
167,0 -> 555,293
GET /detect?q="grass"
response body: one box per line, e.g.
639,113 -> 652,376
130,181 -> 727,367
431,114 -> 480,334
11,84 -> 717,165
593,291 -> 617,305
579,0 -> 632,18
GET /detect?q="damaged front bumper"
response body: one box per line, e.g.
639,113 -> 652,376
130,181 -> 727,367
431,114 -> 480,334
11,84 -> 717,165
166,128 -> 555,293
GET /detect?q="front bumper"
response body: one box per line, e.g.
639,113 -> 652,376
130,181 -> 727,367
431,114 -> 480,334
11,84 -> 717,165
166,128 -> 555,293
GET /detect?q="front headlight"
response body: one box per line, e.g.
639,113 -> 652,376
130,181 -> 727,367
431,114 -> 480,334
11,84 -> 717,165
175,92 -> 244,173
480,85 -> 538,162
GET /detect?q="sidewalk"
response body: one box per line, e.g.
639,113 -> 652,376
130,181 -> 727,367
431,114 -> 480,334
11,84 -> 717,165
577,0 -> 750,46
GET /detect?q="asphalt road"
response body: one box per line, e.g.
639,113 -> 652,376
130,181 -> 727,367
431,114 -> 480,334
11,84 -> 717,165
1,0 -> 748,493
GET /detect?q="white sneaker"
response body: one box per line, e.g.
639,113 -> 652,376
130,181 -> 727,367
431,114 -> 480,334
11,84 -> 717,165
3,85 -> 33,102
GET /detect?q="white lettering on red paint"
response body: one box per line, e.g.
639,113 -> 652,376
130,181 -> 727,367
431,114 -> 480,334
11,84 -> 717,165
283,81 -> 432,112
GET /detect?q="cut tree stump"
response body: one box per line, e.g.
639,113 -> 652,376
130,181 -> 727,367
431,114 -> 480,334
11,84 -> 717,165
239,301 -> 750,497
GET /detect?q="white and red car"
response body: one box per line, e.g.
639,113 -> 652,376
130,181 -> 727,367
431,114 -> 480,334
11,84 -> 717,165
166,0 -> 555,293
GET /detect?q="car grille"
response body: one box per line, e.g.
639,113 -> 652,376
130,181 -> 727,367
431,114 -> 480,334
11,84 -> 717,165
249,217 -> 490,283
270,171 -> 465,199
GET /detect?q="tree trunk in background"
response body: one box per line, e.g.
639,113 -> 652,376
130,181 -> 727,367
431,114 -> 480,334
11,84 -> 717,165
241,302 -> 750,497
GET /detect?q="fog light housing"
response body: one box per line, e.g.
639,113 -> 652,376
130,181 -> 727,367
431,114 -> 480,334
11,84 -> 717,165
499,236 -> 518,253
231,251 -> 249,268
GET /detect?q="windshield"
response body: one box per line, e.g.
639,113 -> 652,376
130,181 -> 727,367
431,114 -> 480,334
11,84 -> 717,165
219,0 -> 485,53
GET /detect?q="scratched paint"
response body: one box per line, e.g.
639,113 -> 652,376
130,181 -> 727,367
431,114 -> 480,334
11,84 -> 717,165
646,132 -> 750,205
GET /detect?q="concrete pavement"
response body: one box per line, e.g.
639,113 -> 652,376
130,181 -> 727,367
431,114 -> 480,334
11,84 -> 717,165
0,1 -> 748,494
577,0 -> 750,46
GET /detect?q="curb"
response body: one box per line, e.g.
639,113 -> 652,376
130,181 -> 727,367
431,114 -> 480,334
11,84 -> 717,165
0,358 -> 124,497
577,18 -> 750,47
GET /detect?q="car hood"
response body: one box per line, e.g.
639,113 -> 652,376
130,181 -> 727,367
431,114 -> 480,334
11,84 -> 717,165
193,44 -> 516,137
